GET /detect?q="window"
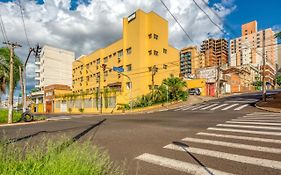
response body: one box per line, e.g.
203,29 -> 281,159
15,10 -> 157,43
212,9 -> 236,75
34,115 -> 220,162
86,76 -> 89,81
126,82 -> 132,89
126,47 -> 132,54
163,48 -> 167,54
117,50 -> 123,58
97,58 -> 100,64
86,64 -> 89,69
109,55 -> 112,58
104,71 -> 108,77
126,64 -> 132,71
154,34 -> 158,40
148,33 -> 152,39
154,50 -> 158,56
104,57 -> 108,63
148,50 -> 152,55
163,64 -> 167,69
118,74 -> 121,79
113,52 -> 116,56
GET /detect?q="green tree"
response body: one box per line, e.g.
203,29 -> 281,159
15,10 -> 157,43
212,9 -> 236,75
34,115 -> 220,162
275,31 -> 281,39
0,47 -> 22,100
276,74 -> 281,87
162,74 -> 188,101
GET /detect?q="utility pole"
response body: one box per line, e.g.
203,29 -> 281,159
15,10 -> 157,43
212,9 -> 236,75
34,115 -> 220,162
216,57 -> 221,98
19,65 -> 24,107
3,41 -> 22,124
262,30 -> 266,102
151,65 -> 158,100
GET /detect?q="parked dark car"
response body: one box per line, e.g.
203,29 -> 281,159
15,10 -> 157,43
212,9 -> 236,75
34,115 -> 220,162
188,88 -> 201,95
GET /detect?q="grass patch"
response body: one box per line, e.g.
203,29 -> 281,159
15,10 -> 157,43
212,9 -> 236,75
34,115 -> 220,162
0,109 -> 21,123
0,138 -> 124,175
0,109 -> 47,124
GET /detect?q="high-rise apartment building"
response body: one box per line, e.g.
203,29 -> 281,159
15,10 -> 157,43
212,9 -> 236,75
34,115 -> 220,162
180,46 -> 205,78
277,44 -> 281,71
35,45 -> 75,90
200,38 -> 228,67
70,9 -> 179,112
229,21 -> 277,85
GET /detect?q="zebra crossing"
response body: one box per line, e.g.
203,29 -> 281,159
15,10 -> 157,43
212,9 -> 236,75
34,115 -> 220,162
174,102 -> 250,112
135,112 -> 281,174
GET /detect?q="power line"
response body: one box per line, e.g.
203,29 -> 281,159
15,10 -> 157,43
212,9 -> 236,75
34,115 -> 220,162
17,0 -> 31,48
192,0 -> 226,35
0,13 -> 9,46
159,0 -> 194,43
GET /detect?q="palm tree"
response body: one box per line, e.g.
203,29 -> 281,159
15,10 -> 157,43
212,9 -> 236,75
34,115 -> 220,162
275,32 -> 281,39
162,74 -> 187,101
0,47 -> 22,103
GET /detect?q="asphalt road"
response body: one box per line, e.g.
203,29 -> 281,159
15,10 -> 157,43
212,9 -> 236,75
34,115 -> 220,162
1,91 -> 281,175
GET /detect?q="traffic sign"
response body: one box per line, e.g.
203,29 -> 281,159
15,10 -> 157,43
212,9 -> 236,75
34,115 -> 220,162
113,66 -> 124,73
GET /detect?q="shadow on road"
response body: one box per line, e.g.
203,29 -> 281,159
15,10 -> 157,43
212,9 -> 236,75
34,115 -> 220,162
6,119 -> 106,144
172,141 -> 214,175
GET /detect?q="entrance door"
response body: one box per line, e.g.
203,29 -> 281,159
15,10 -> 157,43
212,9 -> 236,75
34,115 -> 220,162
46,101 -> 52,113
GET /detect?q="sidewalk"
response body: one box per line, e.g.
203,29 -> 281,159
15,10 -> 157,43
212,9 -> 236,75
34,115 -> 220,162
256,93 -> 281,113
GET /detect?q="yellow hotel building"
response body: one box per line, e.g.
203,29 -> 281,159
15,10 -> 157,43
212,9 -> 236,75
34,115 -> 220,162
56,9 -> 179,113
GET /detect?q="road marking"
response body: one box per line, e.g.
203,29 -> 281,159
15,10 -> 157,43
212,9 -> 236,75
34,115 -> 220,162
174,108 -> 182,111
224,100 -> 257,103
208,127 -> 281,136
246,112 -> 281,116
182,137 -> 281,154
47,117 -> 71,121
182,105 -> 196,111
135,153 -> 234,175
191,104 -> 209,111
217,124 -> 281,131
234,104 -> 249,111
200,104 -> 218,110
221,104 -> 239,111
197,132 -> 281,144
164,144 -> 281,170
159,109 -> 168,112
210,104 -> 228,111
232,119 -> 281,123
240,117 -> 281,120
226,121 -> 281,126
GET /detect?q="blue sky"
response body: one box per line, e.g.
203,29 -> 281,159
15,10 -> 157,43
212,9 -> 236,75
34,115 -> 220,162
210,0 -> 281,38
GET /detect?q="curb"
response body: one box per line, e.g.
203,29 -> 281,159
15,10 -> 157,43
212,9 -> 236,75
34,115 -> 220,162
255,103 -> 281,113
0,120 -> 48,127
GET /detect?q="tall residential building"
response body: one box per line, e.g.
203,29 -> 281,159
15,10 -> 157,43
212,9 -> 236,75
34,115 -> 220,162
229,21 -> 277,86
71,9 -> 179,112
200,38 -> 228,67
277,44 -> 281,71
180,46 -> 205,78
35,45 -> 75,90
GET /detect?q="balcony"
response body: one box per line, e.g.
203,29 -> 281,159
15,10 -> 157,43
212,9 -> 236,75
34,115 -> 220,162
35,69 -> 40,73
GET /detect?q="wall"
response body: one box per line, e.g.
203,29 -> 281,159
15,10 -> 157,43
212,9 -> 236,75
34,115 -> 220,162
186,79 -> 206,96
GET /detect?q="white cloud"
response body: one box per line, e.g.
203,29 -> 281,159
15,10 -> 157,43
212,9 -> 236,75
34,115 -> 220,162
0,0 -> 236,93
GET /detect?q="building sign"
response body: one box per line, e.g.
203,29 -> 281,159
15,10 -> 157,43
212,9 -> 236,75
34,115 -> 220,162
128,12 -> 136,23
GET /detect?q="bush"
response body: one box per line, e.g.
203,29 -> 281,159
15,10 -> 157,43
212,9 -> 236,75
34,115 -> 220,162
0,109 -> 22,123
0,138 -> 123,175
79,108 -> 84,113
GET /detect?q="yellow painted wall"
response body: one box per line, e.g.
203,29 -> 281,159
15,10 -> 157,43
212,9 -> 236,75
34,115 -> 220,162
186,79 -> 206,96
30,103 -> 44,113
69,9 -> 179,113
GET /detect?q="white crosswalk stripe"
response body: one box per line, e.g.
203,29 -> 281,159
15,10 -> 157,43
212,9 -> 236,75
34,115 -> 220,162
217,124 -> 281,131
197,132 -> 281,144
221,103 -> 239,110
182,137 -> 281,154
232,119 -> 281,123
210,103 -> 228,110
136,153 -> 234,175
191,104 -> 209,110
164,144 -> 281,170
200,103 -> 218,110
226,121 -> 281,126
240,116 -> 281,120
234,104 -> 249,110
208,127 -> 281,136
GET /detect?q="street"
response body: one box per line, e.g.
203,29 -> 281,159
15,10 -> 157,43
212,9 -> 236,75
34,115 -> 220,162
1,92 -> 281,175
